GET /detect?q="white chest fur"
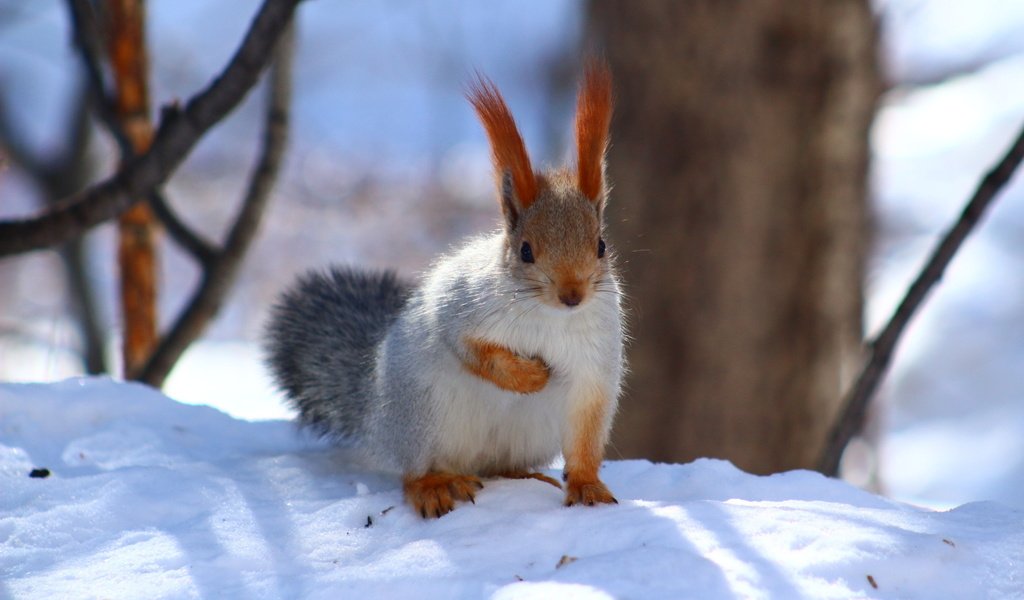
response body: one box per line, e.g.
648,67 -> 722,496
426,284 -> 623,474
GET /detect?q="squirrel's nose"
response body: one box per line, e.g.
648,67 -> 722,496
559,290 -> 583,307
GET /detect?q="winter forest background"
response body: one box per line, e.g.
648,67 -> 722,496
2,0 -> 1024,512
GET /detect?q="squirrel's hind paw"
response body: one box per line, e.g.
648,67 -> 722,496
564,479 -> 617,507
403,472 -> 483,519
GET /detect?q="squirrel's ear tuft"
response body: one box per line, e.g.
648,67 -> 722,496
467,74 -> 538,212
574,59 -> 613,204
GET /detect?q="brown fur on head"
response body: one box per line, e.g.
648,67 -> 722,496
467,61 -> 613,310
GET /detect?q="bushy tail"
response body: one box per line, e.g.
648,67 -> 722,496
264,267 -> 410,441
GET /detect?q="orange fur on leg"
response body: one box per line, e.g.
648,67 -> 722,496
403,472 -> 483,519
462,337 -> 550,394
563,388 -> 617,507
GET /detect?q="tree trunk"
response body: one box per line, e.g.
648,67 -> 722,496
109,0 -> 159,378
588,1 -> 879,473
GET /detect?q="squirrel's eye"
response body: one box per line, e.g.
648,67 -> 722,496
520,241 -> 535,263
598,238 -> 606,259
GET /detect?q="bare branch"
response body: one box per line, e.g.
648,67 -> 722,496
0,74 -> 93,196
0,71 -> 109,374
148,191 -> 217,264
0,95 -> 48,178
66,0 -> 134,158
0,0 -> 302,257
819,122 -> 1024,476
68,0 -> 217,267
64,237 -> 108,374
137,22 -> 295,387
52,83 -> 108,375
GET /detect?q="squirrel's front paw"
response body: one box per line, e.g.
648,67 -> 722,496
463,337 -> 550,394
403,472 -> 483,519
503,354 -> 550,394
564,478 -> 617,507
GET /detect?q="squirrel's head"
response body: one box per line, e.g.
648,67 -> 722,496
468,61 -> 613,310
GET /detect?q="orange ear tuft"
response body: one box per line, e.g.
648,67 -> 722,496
467,75 -> 538,209
575,60 -> 613,202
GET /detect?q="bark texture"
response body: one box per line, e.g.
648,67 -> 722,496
588,1 -> 879,473
109,0 -> 158,377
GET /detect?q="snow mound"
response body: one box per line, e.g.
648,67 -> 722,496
1,379 -> 1021,599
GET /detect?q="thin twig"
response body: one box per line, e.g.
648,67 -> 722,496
68,0 -> 217,266
136,22 -> 295,387
0,76 -> 109,374
66,0 -> 134,158
0,95 -> 48,177
819,122 -> 1024,476
148,191 -> 217,264
0,0 -> 301,257
66,0 -> 134,159
58,81 -> 108,374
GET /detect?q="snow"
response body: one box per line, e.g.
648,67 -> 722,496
3,379 -> 1022,599
3,0 -> 1024,536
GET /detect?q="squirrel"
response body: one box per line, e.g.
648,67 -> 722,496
264,62 -> 624,518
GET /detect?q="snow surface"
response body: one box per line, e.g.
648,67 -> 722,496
2,379 -> 1022,599
3,0 -> 1024,532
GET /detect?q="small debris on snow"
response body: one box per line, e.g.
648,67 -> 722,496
867,574 -> 878,589
365,516 -> 373,528
943,538 -> 956,547
28,468 -> 50,478
555,555 -> 577,569
381,505 -> 395,515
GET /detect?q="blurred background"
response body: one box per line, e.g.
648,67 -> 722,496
2,0 -> 1023,511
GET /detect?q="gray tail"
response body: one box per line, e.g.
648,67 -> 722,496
264,267 -> 410,441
